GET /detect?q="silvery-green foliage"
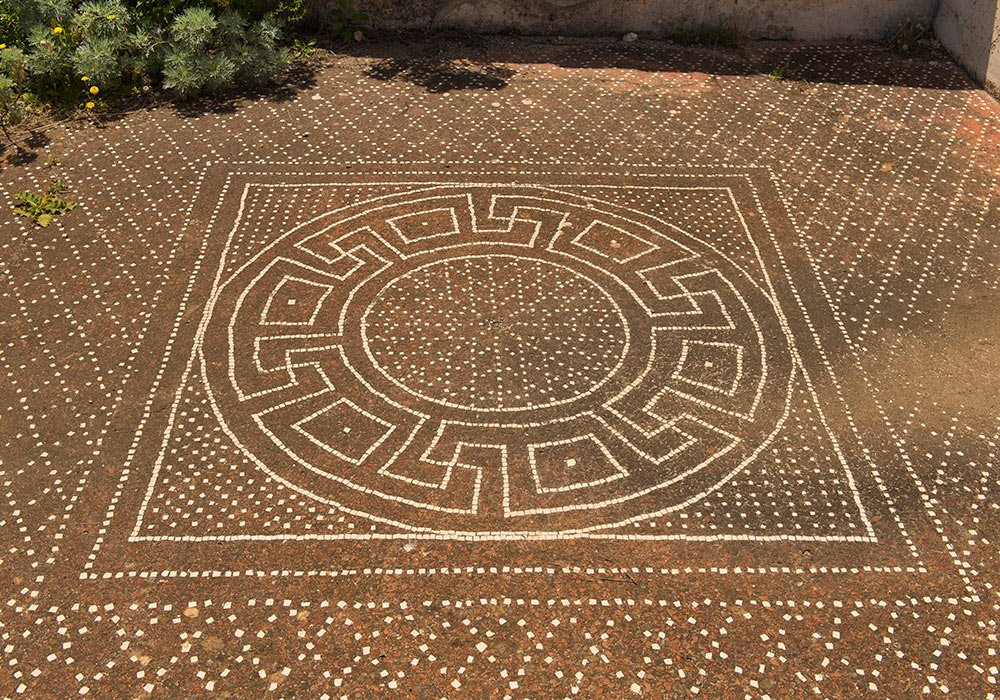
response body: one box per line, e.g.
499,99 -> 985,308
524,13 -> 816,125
71,35 -> 124,87
67,3 -> 133,90
2,1 -> 290,104
72,1 -> 128,38
254,16 -> 282,46
233,16 -> 289,87
162,6 -> 289,99
12,0 -> 128,91
168,7 -> 217,50
235,35 -> 290,87
160,48 -> 198,96
0,47 -> 28,134
0,74 -> 25,123
128,24 -> 164,74
9,0 -> 72,27
199,52 -> 236,92
215,9 -> 248,44
0,82 -> 28,125
24,23 -> 72,83
0,46 -> 29,85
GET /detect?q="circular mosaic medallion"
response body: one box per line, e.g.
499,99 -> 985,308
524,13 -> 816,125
361,255 -> 629,412
200,186 -> 796,536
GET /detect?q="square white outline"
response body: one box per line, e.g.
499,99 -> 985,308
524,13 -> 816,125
83,166 -> 927,579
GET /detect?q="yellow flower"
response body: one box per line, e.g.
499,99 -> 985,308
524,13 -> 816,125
89,86 -> 99,95
0,44 -> 6,50
81,76 -> 89,82
108,14 -> 115,19
52,26 -> 63,34
86,101 -> 95,109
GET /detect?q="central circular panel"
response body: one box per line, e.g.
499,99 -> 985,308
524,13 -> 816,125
360,254 -> 630,412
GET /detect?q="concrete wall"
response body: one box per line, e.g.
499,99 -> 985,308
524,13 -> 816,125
313,0 -> 938,40
935,0 -> 1000,91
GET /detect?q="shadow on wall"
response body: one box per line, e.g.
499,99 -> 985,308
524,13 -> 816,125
304,0 -> 939,41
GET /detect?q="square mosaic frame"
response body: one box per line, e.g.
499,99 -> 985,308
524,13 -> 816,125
82,164 -> 931,580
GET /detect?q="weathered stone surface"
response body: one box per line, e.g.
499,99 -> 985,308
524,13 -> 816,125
1,37 -> 999,699
936,0 -> 1000,91
305,0 -> 938,39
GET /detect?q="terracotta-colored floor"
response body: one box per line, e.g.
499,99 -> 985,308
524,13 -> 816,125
2,37 -> 999,698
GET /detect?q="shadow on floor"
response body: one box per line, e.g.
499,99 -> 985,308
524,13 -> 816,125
0,130 -> 51,167
169,61 -> 322,119
341,31 -> 974,93
365,56 -> 515,93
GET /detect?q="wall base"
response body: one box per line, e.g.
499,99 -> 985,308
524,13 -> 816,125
306,0 -> 938,41
935,0 -> 1000,88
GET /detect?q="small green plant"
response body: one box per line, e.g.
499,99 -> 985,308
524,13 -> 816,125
330,0 -> 367,43
670,21 -> 743,49
291,37 -> 316,58
889,18 -> 933,55
767,59 -> 793,81
13,180 -> 77,226
673,28 -> 698,46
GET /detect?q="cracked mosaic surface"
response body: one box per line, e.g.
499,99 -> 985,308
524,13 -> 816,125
1,38 -> 999,698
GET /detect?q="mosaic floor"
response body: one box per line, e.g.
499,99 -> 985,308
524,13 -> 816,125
2,38 -> 999,698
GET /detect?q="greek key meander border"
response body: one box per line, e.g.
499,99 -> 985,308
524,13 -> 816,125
138,182 -> 864,539
143,182 -> 824,539
83,165 -> 926,580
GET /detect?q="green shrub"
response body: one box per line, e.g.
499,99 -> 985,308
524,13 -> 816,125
0,1 -> 24,44
9,0 -> 152,101
0,0 -> 291,111
161,6 -> 289,98
125,0 -> 304,26
0,46 -> 29,141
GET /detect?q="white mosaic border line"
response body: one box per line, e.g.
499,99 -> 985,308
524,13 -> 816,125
766,165 -> 993,601
3,142 -> 215,586
89,562 -> 923,581
733,173 -> 924,567
82,167 -> 927,580
7,592 -> 965,613
83,162 -> 235,574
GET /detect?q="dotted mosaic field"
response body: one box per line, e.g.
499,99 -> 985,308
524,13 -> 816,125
1,39 -> 998,699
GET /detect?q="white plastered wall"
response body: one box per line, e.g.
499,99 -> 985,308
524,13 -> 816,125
935,0 -> 1000,89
